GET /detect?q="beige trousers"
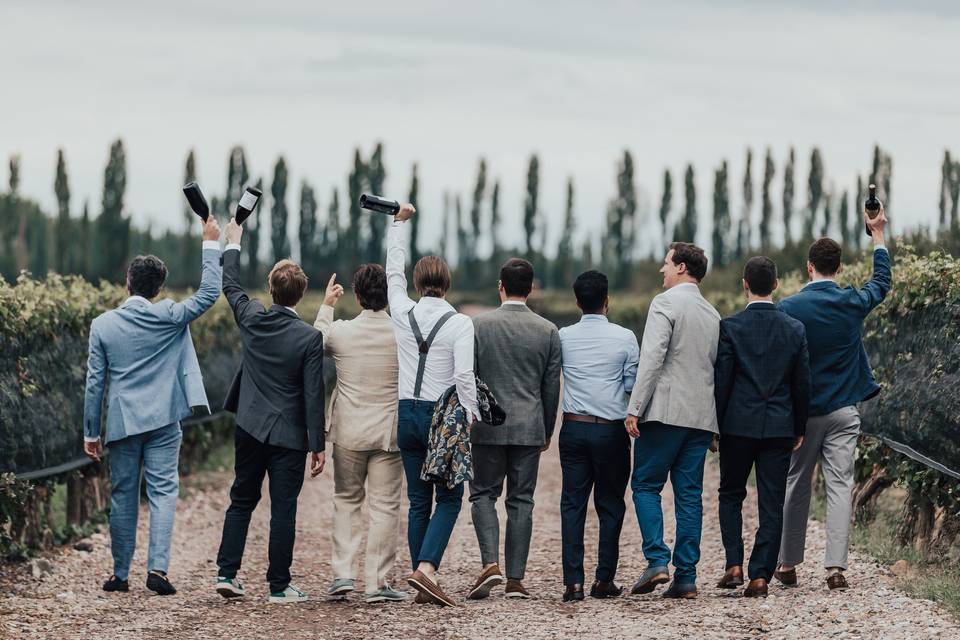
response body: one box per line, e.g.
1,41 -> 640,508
330,445 -> 403,593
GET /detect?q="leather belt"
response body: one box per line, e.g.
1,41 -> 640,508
563,412 -> 619,425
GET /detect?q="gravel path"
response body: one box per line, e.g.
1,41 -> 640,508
1,447 -> 957,639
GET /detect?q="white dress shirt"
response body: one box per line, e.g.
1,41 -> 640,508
386,220 -> 479,420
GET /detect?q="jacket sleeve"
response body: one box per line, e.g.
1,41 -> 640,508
791,328 -> 812,437
222,247 -> 263,325
303,331 -> 326,452
82,322 -> 107,441
167,242 -> 222,325
386,220 -> 416,317
541,327 -> 562,441
313,304 -> 337,356
714,320 -> 735,428
627,294 -> 672,417
857,247 -> 892,316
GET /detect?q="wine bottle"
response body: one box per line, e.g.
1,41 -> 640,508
864,183 -> 882,237
235,186 -> 263,225
359,193 -> 400,215
183,182 -> 209,222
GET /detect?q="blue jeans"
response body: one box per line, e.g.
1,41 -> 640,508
107,422 -> 182,581
397,399 -> 463,570
631,421 -> 712,584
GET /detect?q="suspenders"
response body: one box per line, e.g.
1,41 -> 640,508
408,309 -> 457,399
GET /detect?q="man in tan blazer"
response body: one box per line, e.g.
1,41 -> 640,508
315,265 -> 406,604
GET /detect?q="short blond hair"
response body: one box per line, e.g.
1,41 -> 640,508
268,260 -> 308,307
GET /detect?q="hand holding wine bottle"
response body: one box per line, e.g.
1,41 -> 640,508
863,183 -> 888,241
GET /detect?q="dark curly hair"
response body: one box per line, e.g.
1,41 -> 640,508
352,264 -> 388,311
127,255 -> 168,299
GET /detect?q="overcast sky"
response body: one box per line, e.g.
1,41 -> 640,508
2,0 -> 958,259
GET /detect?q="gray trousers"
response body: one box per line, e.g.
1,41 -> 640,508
779,406 -> 860,570
469,444 -> 542,580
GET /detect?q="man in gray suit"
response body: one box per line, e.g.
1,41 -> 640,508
467,258 -> 562,600
625,242 -> 720,599
83,215 -> 222,596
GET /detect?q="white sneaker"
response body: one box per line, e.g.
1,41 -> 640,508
269,584 -> 308,604
215,577 -> 245,598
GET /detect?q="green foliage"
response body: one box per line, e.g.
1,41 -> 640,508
298,180 -> 318,274
675,164 -> 697,244
760,148 -> 774,249
711,160 -> 731,268
523,154 -> 539,259
783,147 -> 795,245
658,169 -> 672,247
270,156 -> 290,262
365,142 -> 386,263
96,139 -> 129,282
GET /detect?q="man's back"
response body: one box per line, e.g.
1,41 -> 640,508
472,304 -> 561,447
715,304 -> 810,440
560,315 -> 639,421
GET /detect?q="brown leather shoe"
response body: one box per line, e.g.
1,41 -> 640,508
826,572 -> 849,591
562,584 -> 585,602
589,581 -> 623,599
774,566 -> 798,587
743,578 -> 768,598
467,565 -> 504,600
414,591 -> 430,604
716,566 -> 744,589
504,579 -> 531,599
408,570 -> 456,607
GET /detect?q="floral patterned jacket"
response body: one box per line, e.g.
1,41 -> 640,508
420,377 -> 506,489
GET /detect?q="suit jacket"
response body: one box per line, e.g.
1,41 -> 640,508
314,304 -> 399,452
778,247 -> 892,417
628,282 -> 721,434
222,249 -> 324,452
83,245 -> 222,444
471,303 -> 562,447
714,302 -> 811,439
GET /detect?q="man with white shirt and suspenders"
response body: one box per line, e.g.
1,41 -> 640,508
385,203 -> 480,607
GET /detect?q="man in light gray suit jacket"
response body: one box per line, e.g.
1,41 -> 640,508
625,242 -> 720,600
467,258 -> 562,600
83,215 -> 222,596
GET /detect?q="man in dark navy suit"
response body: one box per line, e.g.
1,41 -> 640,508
775,207 -> 891,591
714,257 -> 810,598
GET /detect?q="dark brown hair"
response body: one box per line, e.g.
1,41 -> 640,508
669,242 -> 708,281
268,259 -> 308,307
127,255 -> 167,299
413,256 -> 451,298
500,258 -> 534,297
743,256 -> 778,296
808,237 -> 842,276
352,264 -> 388,311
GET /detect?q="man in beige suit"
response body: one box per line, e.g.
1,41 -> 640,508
315,265 -> 406,604
625,242 -> 720,600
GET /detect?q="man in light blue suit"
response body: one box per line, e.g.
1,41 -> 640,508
83,215 -> 222,595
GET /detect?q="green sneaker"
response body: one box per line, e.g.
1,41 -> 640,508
216,577 -> 245,599
365,584 -> 409,603
269,584 -> 308,604
327,578 -> 355,597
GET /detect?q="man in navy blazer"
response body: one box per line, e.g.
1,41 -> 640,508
775,207 -> 891,591
714,256 -> 810,598
83,215 -> 222,596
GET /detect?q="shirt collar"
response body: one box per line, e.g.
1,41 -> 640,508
670,282 -> 700,292
359,308 -> 388,318
746,300 -> 776,308
501,300 -> 528,307
803,278 -> 838,290
581,314 -> 608,323
285,306 -> 299,316
123,295 -> 151,307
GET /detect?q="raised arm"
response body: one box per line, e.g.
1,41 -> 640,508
168,216 -> 222,325
313,274 -> 344,355
222,218 -> 263,323
386,206 -> 417,316
83,321 -> 107,444
627,294 -> 673,418
714,321 -> 735,425
858,206 -> 892,315
303,331 -> 326,453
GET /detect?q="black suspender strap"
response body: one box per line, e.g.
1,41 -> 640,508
408,309 -> 457,399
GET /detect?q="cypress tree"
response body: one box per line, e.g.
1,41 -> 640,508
468,158 -> 486,278
97,140 -> 129,282
408,164 -> 420,264
659,169 -> 672,247
555,176 -> 576,288
614,150 -> 637,287
838,190 -> 851,250
854,175 -> 865,250
78,200 -> 91,279
10,155 -> 28,274
54,148 -> 71,273
225,146 -> 249,215
346,149 -> 364,267
181,149 -> 198,284
951,161 -> 960,230
736,147 -> 753,258
675,164 -> 697,244
821,189 -> 833,238
783,147 -> 795,245
455,194 -> 466,271
939,150 -> 952,229
270,157 -> 290,262
711,160 -> 731,268
322,187 -> 341,275
490,179 -> 501,261
298,180 -> 318,274
805,147 -> 824,241
439,192 -> 450,262
246,177 -> 263,285
760,148 -> 774,249
365,143 -> 386,263
523,154 -> 539,259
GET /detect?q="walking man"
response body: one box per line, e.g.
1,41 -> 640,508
385,203 -> 480,607
83,214 -> 222,596
558,270 -> 639,602
714,257 -> 810,598
626,242 -> 720,599
214,218 -> 326,604
776,207 -> 891,590
317,266 -> 407,604
467,258 -> 562,600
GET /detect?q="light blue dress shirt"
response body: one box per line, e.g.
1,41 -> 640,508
559,314 -> 640,421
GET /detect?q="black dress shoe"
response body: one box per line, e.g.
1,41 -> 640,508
661,580 -> 698,599
562,584 -> 585,602
102,576 -> 129,592
146,571 -> 177,596
589,581 -> 623,599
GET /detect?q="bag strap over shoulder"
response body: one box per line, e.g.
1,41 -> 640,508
408,309 -> 457,399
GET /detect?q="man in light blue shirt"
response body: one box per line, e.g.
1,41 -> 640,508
557,270 -> 639,602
